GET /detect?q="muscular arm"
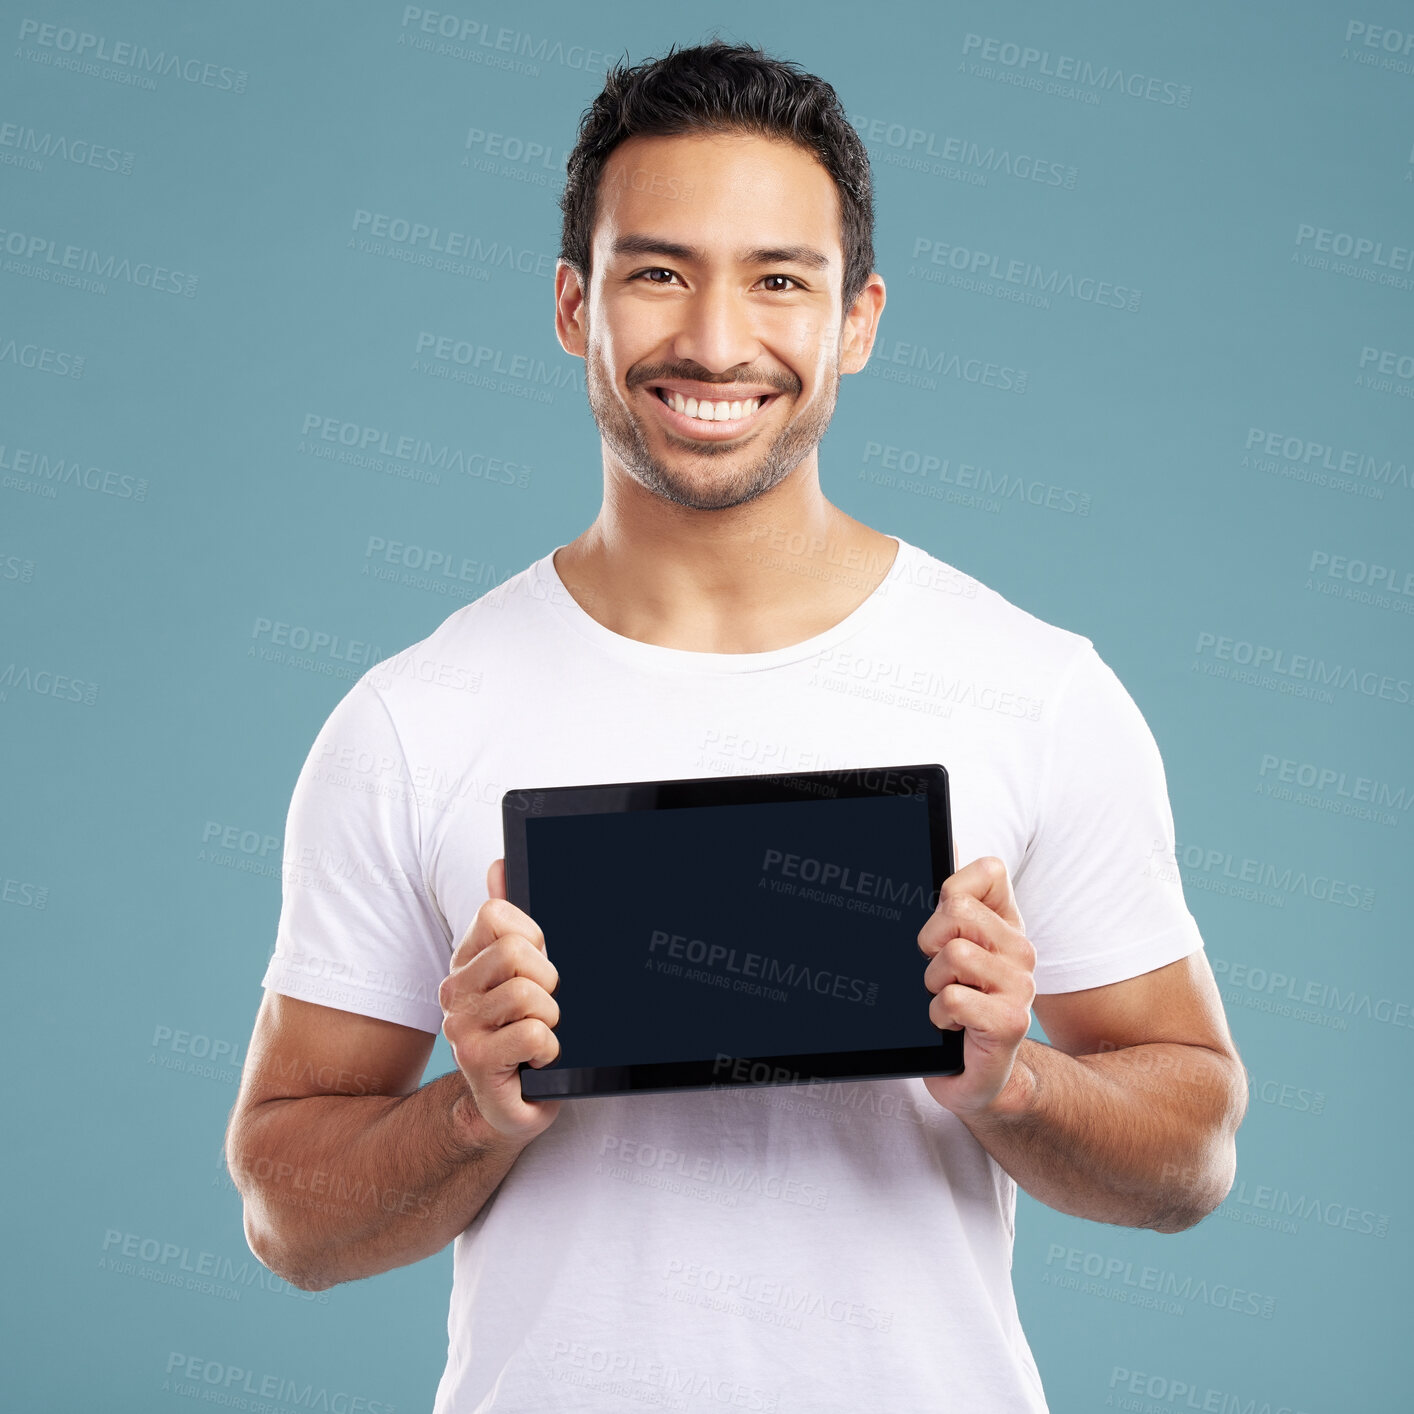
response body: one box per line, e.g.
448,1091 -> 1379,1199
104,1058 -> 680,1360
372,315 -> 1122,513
229,861 -> 562,1292
957,954 -> 1247,1232
920,858 -> 1247,1234
224,993 -> 527,1292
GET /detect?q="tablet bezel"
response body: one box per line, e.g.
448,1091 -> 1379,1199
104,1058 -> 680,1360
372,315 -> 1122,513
501,763 -> 961,1098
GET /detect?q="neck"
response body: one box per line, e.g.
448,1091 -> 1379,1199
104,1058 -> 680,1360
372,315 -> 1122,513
552,467 -> 899,654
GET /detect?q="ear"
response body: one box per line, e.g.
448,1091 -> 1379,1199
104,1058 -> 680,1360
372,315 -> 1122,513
838,271 -> 886,375
554,260 -> 589,359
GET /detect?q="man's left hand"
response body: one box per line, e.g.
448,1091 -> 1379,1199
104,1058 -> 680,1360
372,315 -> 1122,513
918,856 -> 1037,1119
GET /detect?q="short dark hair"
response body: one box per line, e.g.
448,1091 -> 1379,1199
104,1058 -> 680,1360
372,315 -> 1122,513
558,39 -> 876,317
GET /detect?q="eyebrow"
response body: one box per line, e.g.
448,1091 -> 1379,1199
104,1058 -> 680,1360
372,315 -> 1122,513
609,233 -> 832,271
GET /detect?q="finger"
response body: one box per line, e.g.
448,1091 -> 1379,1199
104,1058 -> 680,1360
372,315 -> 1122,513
443,989 -> 559,1070
924,936 -> 1028,999
459,1015 -> 560,1084
497,1015 -> 560,1071
441,937 -> 558,1015
451,896 -> 546,969
929,983 -> 1031,1043
918,890 -> 1024,960
941,856 -> 1023,930
933,892 -> 1010,949
487,856 -> 507,902
474,974 -> 561,1035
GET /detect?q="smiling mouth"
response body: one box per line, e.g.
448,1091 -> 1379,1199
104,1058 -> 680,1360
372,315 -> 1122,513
650,386 -> 777,424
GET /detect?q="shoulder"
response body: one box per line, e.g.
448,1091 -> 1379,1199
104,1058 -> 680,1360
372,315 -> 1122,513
887,538 -> 1096,693
355,552 -> 551,718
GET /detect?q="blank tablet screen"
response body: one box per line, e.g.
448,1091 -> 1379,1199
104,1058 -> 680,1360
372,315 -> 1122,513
512,773 -> 951,1092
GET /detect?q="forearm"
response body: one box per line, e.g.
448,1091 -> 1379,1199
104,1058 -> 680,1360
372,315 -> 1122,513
227,1070 -> 528,1290
955,1038 -> 1245,1232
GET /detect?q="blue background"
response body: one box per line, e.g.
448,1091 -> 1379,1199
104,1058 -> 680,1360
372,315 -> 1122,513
2,2 -> 1410,1410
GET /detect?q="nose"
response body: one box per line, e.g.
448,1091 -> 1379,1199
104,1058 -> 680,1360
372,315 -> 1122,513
670,275 -> 764,378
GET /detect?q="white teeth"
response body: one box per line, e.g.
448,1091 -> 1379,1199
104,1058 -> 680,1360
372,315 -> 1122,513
658,389 -> 764,421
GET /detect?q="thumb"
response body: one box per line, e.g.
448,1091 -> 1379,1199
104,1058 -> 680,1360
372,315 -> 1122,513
487,856 -> 507,901
981,864 -> 1024,934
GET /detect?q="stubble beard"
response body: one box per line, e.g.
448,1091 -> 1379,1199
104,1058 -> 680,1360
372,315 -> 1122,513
582,325 -> 841,513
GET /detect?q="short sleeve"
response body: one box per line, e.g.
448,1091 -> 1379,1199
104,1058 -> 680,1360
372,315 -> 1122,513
260,674 -> 452,1033
1013,643 -> 1204,993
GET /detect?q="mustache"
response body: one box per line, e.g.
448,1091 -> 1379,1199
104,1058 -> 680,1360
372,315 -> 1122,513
629,369 -> 800,395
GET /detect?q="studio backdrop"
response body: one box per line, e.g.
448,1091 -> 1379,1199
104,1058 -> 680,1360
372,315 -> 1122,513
2,2 -> 1410,1411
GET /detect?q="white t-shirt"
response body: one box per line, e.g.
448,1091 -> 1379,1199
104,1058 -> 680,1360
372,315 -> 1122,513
261,534 -> 1203,1413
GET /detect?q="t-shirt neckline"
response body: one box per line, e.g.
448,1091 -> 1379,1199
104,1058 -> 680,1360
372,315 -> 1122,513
534,534 -> 913,674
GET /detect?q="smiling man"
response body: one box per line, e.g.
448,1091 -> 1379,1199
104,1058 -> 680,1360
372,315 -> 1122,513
227,39 -> 1246,1413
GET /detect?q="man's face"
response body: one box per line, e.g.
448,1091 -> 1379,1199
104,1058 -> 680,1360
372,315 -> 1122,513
560,130 -> 875,512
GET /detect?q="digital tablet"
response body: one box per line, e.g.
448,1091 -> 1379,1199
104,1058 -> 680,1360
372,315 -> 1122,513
500,763 -> 961,1098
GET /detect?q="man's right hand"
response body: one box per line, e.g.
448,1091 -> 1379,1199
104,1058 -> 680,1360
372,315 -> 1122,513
439,857 -> 563,1145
